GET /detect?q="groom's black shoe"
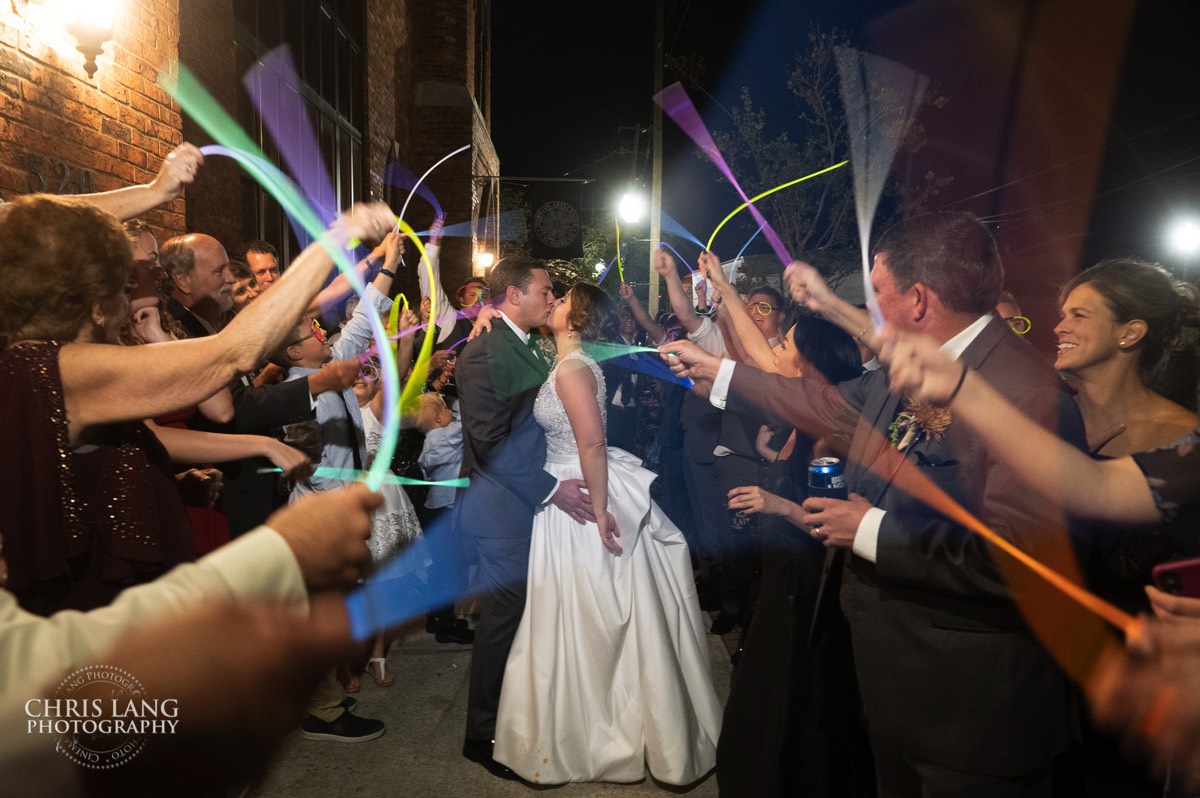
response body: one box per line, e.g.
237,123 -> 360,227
463,738 -> 520,781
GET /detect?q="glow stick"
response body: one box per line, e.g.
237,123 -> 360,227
655,82 -> 792,266
163,63 -> 400,494
615,221 -> 625,284
595,255 -> 618,286
659,241 -> 695,273
735,224 -> 765,261
395,145 -> 471,234
257,466 -> 467,489
705,162 -> 848,252
834,47 -> 927,331
660,211 -> 706,250
383,161 -> 443,219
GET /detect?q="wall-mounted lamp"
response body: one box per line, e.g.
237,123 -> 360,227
61,0 -> 119,78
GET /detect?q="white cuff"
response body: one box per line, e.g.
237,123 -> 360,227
851,507 -> 887,564
709,358 -> 735,410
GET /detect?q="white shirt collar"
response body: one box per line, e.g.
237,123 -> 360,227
940,314 -> 993,360
496,309 -> 529,344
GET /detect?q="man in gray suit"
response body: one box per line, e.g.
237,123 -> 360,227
454,256 -> 593,779
665,213 -> 1094,797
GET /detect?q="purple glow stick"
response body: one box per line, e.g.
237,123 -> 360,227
244,48 -> 338,234
595,255 -> 619,286
383,162 -> 443,219
658,241 -> 695,273
654,83 -> 792,266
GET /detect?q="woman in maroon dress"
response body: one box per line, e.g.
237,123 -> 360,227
0,194 -> 395,614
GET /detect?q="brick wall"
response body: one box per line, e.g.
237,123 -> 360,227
0,0 -> 185,237
177,0 -> 243,248
408,0 -> 497,294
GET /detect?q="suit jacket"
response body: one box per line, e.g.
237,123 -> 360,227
728,316 -> 1090,776
166,297 -> 213,340
455,323 -> 554,539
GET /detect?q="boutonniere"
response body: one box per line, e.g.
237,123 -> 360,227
888,399 -> 952,452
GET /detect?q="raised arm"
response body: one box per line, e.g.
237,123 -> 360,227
60,204 -> 396,443
76,143 -> 203,221
418,219 -> 458,332
701,251 -> 778,372
785,261 -> 871,346
880,329 -> 1160,525
558,359 -> 621,554
654,248 -> 702,334
618,282 -> 667,343
371,306 -> 419,421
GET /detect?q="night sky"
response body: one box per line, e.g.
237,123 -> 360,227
490,1 -> 1200,283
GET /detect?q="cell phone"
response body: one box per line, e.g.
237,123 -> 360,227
1152,557 -> 1200,598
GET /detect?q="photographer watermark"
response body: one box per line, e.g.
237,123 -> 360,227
25,665 -> 178,769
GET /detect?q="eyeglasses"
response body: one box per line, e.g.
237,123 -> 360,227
358,361 -> 379,382
286,318 -> 325,347
746,301 -> 776,317
1005,315 -> 1032,335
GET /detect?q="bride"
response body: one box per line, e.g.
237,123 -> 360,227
493,282 -> 721,785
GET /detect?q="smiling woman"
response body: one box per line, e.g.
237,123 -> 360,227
1054,258 -> 1200,457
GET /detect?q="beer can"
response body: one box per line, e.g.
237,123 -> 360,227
808,457 -> 848,500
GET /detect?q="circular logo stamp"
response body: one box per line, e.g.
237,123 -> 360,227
532,200 -> 581,249
29,665 -> 163,770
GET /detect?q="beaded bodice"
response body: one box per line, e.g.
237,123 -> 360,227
534,349 -> 606,456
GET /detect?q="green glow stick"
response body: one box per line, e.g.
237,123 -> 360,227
162,64 -> 401,494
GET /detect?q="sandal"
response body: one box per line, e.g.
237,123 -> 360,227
366,657 -> 395,688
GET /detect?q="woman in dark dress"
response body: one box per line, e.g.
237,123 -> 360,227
716,316 -> 865,798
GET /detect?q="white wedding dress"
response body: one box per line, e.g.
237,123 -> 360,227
493,350 -> 721,785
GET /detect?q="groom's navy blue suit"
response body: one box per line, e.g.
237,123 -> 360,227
455,321 -> 554,743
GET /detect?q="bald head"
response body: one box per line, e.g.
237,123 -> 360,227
161,233 -> 233,322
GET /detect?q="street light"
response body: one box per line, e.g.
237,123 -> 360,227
1168,218 -> 1200,260
618,192 -> 646,224
475,251 -> 495,271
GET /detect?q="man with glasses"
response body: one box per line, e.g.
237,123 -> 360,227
268,232 -> 403,744
997,290 -> 1032,335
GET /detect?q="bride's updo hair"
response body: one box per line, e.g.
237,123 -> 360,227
567,282 -> 621,343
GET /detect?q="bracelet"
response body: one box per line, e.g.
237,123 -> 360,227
853,324 -> 872,344
379,267 -> 397,279
946,362 -> 969,405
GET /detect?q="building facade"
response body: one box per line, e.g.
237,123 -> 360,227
0,0 -> 496,297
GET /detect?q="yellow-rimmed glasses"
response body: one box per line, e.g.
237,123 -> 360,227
287,318 -> 325,347
746,300 -> 776,317
1005,315 -> 1032,335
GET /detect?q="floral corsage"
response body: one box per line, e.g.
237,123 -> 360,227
888,399 -> 952,452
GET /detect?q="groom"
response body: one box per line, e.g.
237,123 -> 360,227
454,256 -> 594,779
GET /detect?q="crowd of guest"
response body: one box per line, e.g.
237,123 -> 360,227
3,141 -> 1200,798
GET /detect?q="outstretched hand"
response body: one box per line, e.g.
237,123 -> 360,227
468,305 -> 502,340
268,484 -> 382,590
550,478 -> 596,525
658,339 -> 719,390
150,142 -> 204,202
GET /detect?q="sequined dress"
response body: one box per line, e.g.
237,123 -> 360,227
493,350 -> 721,785
361,403 -> 422,564
0,341 -> 196,614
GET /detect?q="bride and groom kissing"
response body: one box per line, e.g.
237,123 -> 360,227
453,256 -> 721,785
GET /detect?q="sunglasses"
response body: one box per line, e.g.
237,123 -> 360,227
746,301 -> 776,316
286,318 -> 325,347
1005,315 -> 1032,335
